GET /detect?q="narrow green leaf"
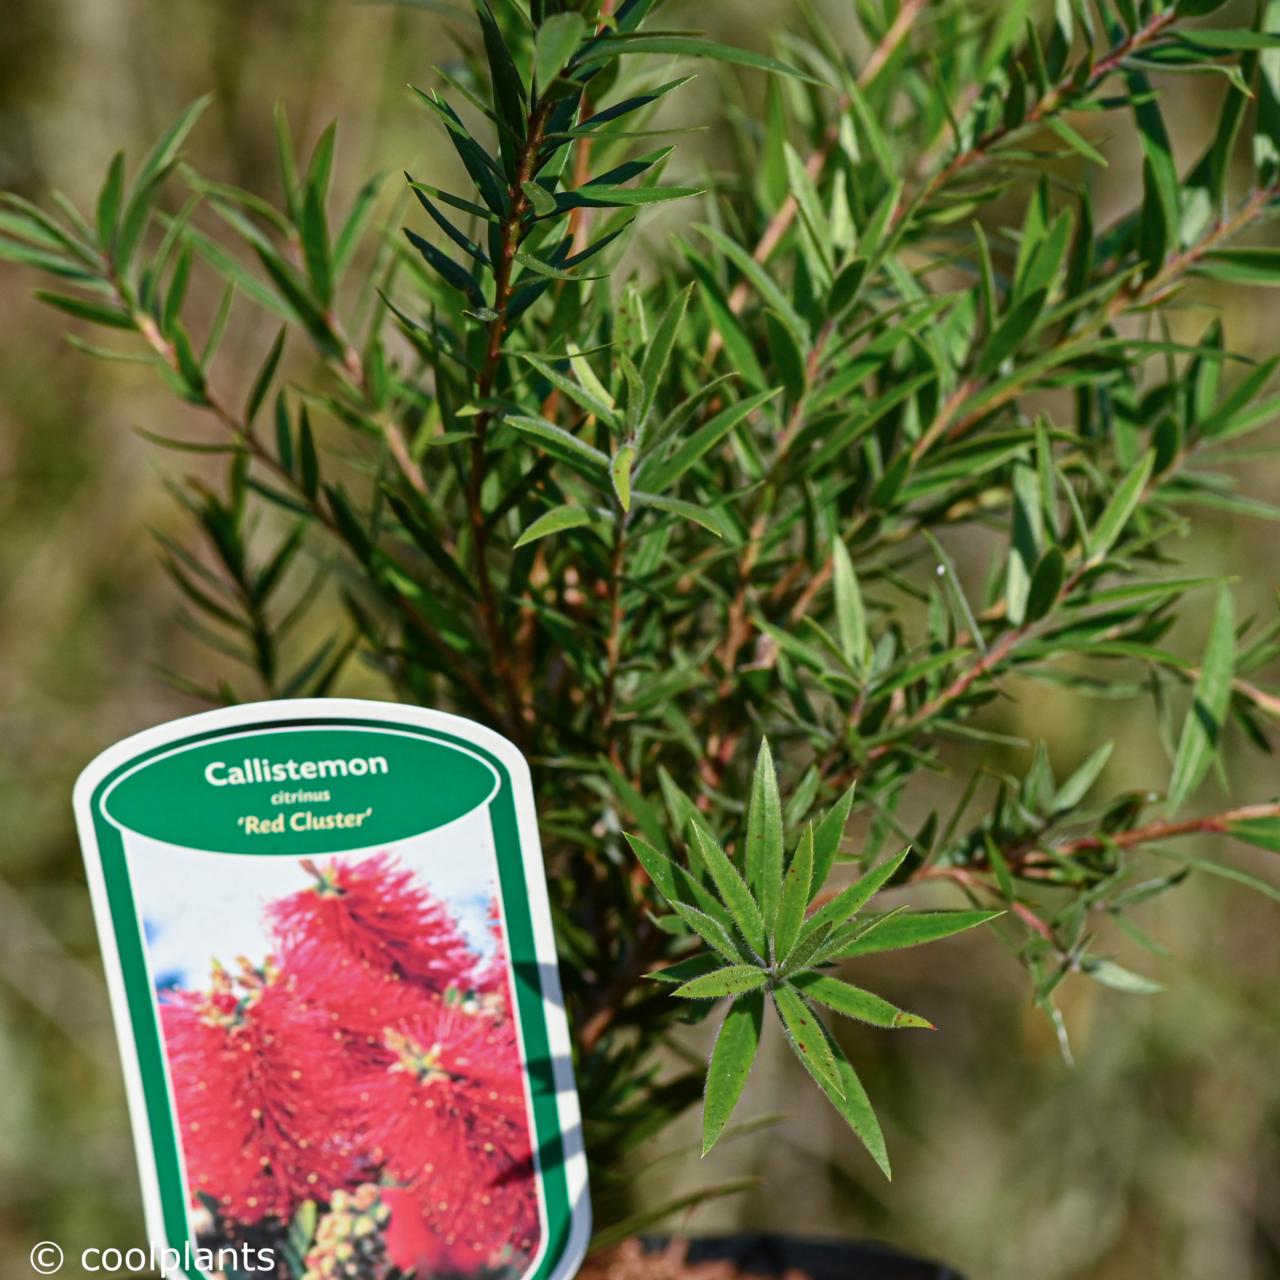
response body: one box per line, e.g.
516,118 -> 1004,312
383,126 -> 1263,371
1224,814 -> 1280,853
674,964 -> 768,999
273,103 -> 300,222
780,921 -> 834,975
520,353 -> 620,427
631,491 -> 725,536
648,954 -> 724,986
1148,844 -> 1280,904
1005,460 -> 1044,625
793,973 -> 934,1030
504,413 -> 611,470
1176,26 -> 1280,50
96,151 -> 125,247
1168,586 -> 1235,809
625,833 -> 679,901
334,172 -> 385,273
697,222 -> 807,339
117,96 -> 212,269
773,825 -> 814,962
1046,117 -> 1107,166
834,910 -> 1002,957
300,185 -> 333,307
793,848 -> 910,955
828,257 -> 867,317
36,291 -> 134,329
639,284 -> 693,434
133,94 -> 213,194
983,833 -> 1016,903
691,825 -> 769,958
556,184 -> 704,210
831,538 -> 868,673
575,34 -> 821,85
1024,546 -> 1065,622
803,1022 -> 891,1178
535,12 -> 586,92
1128,68 -> 1180,263
514,503 -> 594,548
611,444 -> 635,511
1083,958 -> 1163,995
977,288 -> 1047,376
1256,0 -> 1280,185
299,409 -> 319,500
745,739 -> 785,930
405,228 -> 483,308
702,990 -> 765,1154
669,900 -> 744,963
1053,742 -> 1114,811
567,342 -> 615,412
305,123 -> 337,207
521,180 -> 559,217
1197,247 -> 1280,286
246,328 -> 287,426
772,985 -> 842,1096
640,388 -> 779,493
811,784 -> 856,894
1088,451 -> 1154,563
475,0 -> 528,178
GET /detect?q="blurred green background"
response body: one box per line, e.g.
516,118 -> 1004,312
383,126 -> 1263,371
2,2 -> 1279,1278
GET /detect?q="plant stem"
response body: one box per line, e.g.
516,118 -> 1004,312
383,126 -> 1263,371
464,96 -> 558,742
1048,802 -> 1280,860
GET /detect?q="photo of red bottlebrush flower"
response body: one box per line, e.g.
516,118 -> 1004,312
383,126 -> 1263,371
162,957 -> 363,1223
151,851 -> 541,1280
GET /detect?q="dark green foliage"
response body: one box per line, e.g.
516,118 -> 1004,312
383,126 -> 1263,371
5,0 -> 1280,1218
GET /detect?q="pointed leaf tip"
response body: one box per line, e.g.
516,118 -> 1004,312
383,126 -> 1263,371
745,738 -> 784,929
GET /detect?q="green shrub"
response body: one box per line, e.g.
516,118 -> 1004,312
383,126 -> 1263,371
5,0 -> 1280,1233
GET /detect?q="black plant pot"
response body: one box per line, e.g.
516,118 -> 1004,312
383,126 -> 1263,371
649,1234 -> 964,1280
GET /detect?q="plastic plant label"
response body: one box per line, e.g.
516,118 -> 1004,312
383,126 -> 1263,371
73,698 -> 590,1280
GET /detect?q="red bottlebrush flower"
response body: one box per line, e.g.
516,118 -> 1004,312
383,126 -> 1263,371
269,854 -> 480,1054
161,958 -> 361,1224
379,1185 -> 445,1278
357,996 -> 541,1272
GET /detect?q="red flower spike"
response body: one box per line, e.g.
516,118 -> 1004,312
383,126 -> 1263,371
160,854 -> 535,1272
380,1185 -> 447,1278
269,854 -> 480,1052
359,997 -> 540,1270
162,960 -> 361,1224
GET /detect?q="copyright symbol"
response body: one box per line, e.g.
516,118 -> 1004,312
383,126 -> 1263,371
30,1242 -> 63,1274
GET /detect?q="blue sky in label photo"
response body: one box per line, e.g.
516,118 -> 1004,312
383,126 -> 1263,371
124,805 -> 501,991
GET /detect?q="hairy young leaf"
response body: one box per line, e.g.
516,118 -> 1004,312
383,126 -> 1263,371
773,825 -> 815,962
702,990 -> 765,1154
835,910 -> 1002,958
793,973 -> 933,1030
691,825 -> 769,959
745,738 -> 785,929
772,985 -> 842,1096
674,965 -> 768,999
